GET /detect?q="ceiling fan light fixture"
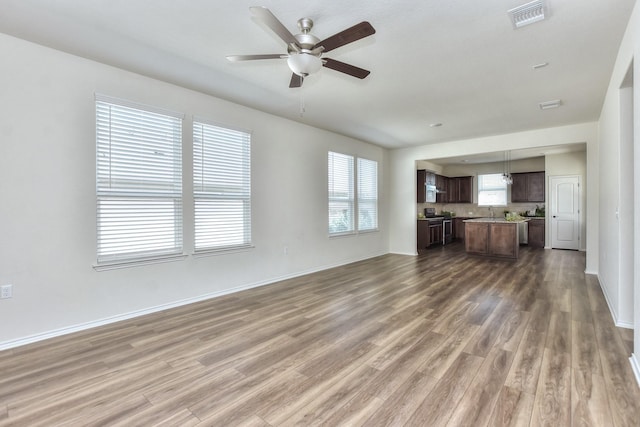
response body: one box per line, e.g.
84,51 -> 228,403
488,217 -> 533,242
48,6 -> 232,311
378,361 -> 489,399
287,53 -> 322,77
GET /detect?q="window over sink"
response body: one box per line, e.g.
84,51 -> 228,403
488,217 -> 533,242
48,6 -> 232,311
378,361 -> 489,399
477,173 -> 507,206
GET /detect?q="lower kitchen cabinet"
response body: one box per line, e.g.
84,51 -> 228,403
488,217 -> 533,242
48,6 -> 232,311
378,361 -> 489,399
453,218 -> 465,240
417,220 -> 429,249
417,219 -> 443,250
528,218 -> 545,248
465,222 -> 489,254
429,222 -> 443,245
465,221 -> 519,259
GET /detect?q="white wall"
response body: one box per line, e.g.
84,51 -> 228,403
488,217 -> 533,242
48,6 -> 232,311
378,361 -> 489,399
389,123 -> 598,260
597,3 -> 638,330
596,0 -> 640,381
545,151 -> 587,251
0,34 -> 389,347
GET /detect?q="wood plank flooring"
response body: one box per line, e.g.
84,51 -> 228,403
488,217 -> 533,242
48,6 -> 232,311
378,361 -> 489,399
1,243 -> 639,426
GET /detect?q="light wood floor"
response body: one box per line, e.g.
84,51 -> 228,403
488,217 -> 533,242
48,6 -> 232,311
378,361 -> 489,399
1,243 -> 639,426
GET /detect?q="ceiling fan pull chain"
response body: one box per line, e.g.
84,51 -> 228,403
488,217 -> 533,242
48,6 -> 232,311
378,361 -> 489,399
299,85 -> 306,117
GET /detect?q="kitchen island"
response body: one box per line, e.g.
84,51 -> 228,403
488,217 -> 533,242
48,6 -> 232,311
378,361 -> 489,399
463,218 -> 528,259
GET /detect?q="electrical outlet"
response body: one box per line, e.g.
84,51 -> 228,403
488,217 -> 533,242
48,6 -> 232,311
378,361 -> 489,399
0,284 -> 12,299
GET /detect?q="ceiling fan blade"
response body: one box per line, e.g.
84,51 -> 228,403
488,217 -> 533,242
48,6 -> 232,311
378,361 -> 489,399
313,21 -> 375,53
323,58 -> 370,79
289,73 -> 303,88
226,54 -> 287,62
250,6 -> 298,47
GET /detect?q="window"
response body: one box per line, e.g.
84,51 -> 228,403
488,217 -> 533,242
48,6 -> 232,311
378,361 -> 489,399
96,96 -> 183,264
328,152 -> 378,235
328,152 -> 355,234
357,158 -> 378,231
193,120 -> 251,251
477,173 -> 507,206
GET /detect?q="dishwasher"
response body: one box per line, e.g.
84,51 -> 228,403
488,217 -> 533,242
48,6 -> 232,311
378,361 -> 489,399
442,219 -> 452,245
518,221 -> 528,245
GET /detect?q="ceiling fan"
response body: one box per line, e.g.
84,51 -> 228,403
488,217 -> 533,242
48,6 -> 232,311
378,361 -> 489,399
226,7 -> 376,88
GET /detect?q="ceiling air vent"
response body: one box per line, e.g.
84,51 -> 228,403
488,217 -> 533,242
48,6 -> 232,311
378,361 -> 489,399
508,0 -> 546,28
539,99 -> 562,110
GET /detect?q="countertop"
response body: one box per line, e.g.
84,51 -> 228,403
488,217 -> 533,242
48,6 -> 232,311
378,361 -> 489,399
463,217 -> 529,223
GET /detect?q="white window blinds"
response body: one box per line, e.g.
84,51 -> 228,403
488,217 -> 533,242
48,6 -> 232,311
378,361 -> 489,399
478,173 -> 507,206
193,121 -> 251,251
357,158 -> 378,231
328,151 -> 355,234
96,98 -> 183,263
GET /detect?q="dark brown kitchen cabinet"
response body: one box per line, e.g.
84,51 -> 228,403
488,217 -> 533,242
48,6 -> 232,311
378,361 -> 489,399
417,169 -> 426,203
429,221 -> 443,245
435,174 -> 448,203
447,176 -> 473,203
447,178 -> 459,203
417,220 -> 429,249
511,172 -> 545,202
465,222 -> 519,259
464,222 -> 489,254
528,218 -> 545,248
453,217 -> 465,240
457,176 -> 473,203
418,219 -> 443,250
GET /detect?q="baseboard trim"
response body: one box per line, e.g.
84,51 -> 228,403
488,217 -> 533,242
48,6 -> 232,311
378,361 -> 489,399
0,251 -> 388,351
630,354 -> 640,388
596,274 -> 635,329
616,320 -> 635,329
597,274 -> 622,326
389,251 -> 419,256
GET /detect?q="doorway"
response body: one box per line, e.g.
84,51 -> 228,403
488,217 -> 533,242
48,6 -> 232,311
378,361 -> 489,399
550,175 -> 581,250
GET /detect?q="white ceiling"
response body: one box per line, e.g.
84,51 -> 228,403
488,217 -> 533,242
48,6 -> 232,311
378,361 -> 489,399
0,0 -> 635,149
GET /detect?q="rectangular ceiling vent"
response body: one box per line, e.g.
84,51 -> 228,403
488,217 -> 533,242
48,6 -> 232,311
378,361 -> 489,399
508,0 -> 546,28
539,99 -> 562,110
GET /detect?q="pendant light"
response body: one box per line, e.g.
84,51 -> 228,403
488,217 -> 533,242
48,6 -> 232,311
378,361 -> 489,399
502,151 -> 513,185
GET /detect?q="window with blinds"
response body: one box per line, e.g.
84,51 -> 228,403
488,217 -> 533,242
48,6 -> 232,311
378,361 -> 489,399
357,158 -> 378,231
96,97 -> 183,264
478,173 -> 507,206
328,151 -> 355,234
193,121 -> 251,252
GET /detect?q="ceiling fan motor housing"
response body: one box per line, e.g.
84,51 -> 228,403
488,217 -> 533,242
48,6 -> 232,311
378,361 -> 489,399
287,21 -> 323,77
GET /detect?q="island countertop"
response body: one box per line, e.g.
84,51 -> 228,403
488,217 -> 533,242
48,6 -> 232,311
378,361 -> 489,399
463,217 -> 529,224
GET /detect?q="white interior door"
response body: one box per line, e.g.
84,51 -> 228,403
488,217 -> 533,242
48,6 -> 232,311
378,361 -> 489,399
550,175 -> 581,250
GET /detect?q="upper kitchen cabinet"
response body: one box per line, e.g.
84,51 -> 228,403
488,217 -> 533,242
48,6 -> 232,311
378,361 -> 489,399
511,172 -> 545,202
448,176 -> 473,203
417,169 -> 426,203
435,174 -> 448,203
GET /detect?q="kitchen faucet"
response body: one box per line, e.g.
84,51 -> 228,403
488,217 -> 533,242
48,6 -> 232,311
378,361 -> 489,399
489,206 -> 494,218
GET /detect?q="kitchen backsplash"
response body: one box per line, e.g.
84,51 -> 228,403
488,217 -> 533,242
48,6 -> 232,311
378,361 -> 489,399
417,202 -> 544,218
